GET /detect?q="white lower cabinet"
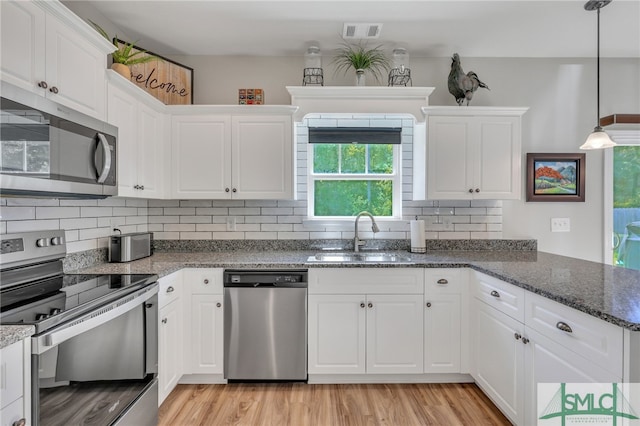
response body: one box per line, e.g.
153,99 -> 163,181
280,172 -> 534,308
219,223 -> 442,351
0,339 -> 30,426
158,271 -> 183,405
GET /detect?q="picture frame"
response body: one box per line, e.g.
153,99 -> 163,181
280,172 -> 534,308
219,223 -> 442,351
526,153 -> 586,202
115,39 -> 194,105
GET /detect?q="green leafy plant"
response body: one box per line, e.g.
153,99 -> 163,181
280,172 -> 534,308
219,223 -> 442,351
89,20 -> 158,66
332,42 -> 390,83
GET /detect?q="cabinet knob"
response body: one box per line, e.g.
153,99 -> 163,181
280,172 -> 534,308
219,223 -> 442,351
166,286 -> 174,293
232,188 -> 237,193
38,81 -> 48,89
475,188 -> 480,193
426,302 -> 432,308
556,321 -> 573,333
50,86 -> 59,94
139,185 -> 144,190
490,290 -> 500,298
204,279 -> 209,284
13,419 -> 26,426
225,188 -> 230,193
216,302 -> 222,308
162,318 -> 167,324
368,302 -> 373,308
437,279 -> 448,285
134,184 -> 140,189
468,188 -> 474,193
522,337 -> 530,344
514,333 -> 521,340
360,302 -> 365,308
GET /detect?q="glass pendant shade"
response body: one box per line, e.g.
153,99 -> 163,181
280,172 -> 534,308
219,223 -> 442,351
304,45 -> 322,69
392,48 -> 409,71
580,126 -> 616,150
303,45 -> 323,86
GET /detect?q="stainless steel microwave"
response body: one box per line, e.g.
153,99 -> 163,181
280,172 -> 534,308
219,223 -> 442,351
0,81 -> 117,199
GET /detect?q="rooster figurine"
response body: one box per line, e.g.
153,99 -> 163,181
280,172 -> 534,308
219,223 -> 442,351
448,53 -> 490,106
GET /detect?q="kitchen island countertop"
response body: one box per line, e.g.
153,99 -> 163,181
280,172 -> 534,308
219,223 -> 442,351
65,249 -> 640,332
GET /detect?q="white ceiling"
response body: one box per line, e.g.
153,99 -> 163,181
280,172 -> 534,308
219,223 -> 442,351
67,0 -> 640,58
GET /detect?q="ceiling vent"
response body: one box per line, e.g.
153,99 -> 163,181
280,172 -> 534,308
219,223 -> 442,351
342,23 -> 382,39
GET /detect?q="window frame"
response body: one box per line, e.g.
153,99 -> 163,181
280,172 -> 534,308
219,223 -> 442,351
307,142 -> 402,220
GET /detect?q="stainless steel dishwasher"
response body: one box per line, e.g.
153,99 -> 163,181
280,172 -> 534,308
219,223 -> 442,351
223,270 -> 308,381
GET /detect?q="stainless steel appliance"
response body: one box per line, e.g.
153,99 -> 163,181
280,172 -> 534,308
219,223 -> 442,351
0,230 -> 158,426
110,232 -> 153,263
0,81 -> 117,199
223,270 -> 308,381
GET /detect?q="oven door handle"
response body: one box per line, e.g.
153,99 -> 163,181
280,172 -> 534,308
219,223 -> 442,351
33,284 -> 158,355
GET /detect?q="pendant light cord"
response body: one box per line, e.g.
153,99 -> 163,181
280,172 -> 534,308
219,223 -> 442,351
596,6 -> 601,128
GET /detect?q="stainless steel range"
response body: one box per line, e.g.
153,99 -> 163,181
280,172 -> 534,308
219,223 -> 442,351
0,230 -> 159,426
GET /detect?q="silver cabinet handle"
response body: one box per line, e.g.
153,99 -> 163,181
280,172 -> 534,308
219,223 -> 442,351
232,188 -> 237,193
95,133 -> 112,183
166,286 -> 174,293
514,333 -> 521,340
139,185 -> 144,190
216,302 -> 222,308
13,418 -> 26,426
490,290 -> 500,298
225,188 -> 230,192
204,279 -> 209,284
360,302 -> 365,308
468,188 -> 474,193
522,337 -> 530,344
50,86 -> 59,94
162,318 -> 167,324
368,302 -> 373,308
475,188 -> 480,193
426,302 -> 432,308
38,81 -> 48,89
556,321 -> 573,333
437,279 -> 448,285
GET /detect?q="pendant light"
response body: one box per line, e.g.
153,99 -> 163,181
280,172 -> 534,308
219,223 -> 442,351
580,0 -> 616,150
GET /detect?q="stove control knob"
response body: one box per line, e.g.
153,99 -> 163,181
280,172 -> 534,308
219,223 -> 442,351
35,313 -> 48,320
50,236 -> 64,246
50,308 -> 62,315
36,238 -> 50,247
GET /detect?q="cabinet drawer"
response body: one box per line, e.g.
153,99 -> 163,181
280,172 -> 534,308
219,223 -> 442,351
525,291 -> 623,377
425,268 -> 465,294
309,268 -> 424,294
0,341 -> 23,410
159,271 -> 182,307
183,268 -> 223,294
1,397 -> 25,426
473,271 -> 524,322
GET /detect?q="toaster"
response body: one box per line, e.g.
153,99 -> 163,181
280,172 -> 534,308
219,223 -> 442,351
110,232 -> 153,262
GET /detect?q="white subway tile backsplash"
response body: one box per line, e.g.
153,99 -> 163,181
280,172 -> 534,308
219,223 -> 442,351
98,198 -> 126,207
228,207 -> 260,216
6,198 -> 58,206
195,208 -> 229,216
60,218 -> 97,229
179,200 -> 213,207
195,224 -> 227,232
164,224 -> 196,232
180,232 -> 212,240
149,199 -> 179,207
36,207 -> 80,219
79,227 -> 112,240
7,219 -> 59,233
59,199 -> 98,206
180,215 -> 212,224
113,207 -> 139,217
125,216 -> 147,225
67,239 -> 98,253
81,207 -> 113,217
149,215 -> 179,224
1,207 -> 36,221
164,207 -> 196,216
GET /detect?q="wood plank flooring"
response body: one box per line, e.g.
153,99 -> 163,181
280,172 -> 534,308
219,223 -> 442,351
159,383 -> 511,426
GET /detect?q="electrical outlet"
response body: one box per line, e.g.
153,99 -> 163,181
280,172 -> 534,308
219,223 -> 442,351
226,216 -> 236,231
551,217 -> 570,232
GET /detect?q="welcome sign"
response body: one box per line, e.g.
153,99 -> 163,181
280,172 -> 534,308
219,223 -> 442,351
116,40 -> 193,105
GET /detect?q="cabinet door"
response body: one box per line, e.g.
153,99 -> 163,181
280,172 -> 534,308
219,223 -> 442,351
0,0 -> 45,92
524,326 -> 621,426
366,294 -> 424,374
474,116 -> 521,199
308,295 -> 366,374
474,300 -> 524,425
231,115 -> 293,199
158,299 -> 182,405
172,115 -> 231,198
44,15 -> 106,119
424,294 -> 461,373
427,116 -> 475,199
136,102 -> 165,198
107,84 -> 138,197
188,295 -> 224,374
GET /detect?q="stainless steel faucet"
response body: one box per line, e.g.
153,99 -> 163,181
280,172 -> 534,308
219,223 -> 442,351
354,211 -> 380,252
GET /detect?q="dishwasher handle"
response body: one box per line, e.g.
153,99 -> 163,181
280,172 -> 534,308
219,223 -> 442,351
224,282 -> 307,288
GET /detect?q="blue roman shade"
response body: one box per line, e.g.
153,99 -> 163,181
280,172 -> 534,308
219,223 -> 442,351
308,127 -> 401,145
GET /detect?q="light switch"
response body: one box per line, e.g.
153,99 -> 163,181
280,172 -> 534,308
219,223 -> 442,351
551,217 -> 570,232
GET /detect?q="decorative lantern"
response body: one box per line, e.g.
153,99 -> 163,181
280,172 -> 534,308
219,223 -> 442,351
303,45 -> 323,86
388,47 -> 412,87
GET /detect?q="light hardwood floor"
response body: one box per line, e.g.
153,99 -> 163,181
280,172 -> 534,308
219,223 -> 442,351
159,383 -> 511,425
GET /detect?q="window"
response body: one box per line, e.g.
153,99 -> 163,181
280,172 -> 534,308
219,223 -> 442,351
308,127 -> 401,218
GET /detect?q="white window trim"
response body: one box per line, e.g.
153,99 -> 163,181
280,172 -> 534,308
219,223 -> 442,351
307,143 -> 402,219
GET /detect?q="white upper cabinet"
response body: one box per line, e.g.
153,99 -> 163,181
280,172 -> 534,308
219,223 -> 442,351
1,1 -> 114,120
107,74 -> 168,199
170,107 -> 296,199
423,107 -> 528,200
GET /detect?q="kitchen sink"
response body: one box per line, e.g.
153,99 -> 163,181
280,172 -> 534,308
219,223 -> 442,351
308,252 -> 413,263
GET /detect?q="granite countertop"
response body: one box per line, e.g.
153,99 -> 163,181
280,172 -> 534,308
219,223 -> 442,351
0,325 -> 35,349
67,249 -> 640,331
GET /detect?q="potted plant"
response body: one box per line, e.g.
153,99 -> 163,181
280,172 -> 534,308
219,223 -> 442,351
88,20 -> 158,79
332,42 -> 390,86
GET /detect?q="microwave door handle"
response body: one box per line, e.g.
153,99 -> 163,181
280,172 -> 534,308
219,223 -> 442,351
95,133 -> 112,183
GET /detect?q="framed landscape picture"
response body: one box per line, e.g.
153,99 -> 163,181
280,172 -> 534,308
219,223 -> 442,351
526,153 -> 586,202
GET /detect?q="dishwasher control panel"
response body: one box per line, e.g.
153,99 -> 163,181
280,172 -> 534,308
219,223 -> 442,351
224,270 -> 308,287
